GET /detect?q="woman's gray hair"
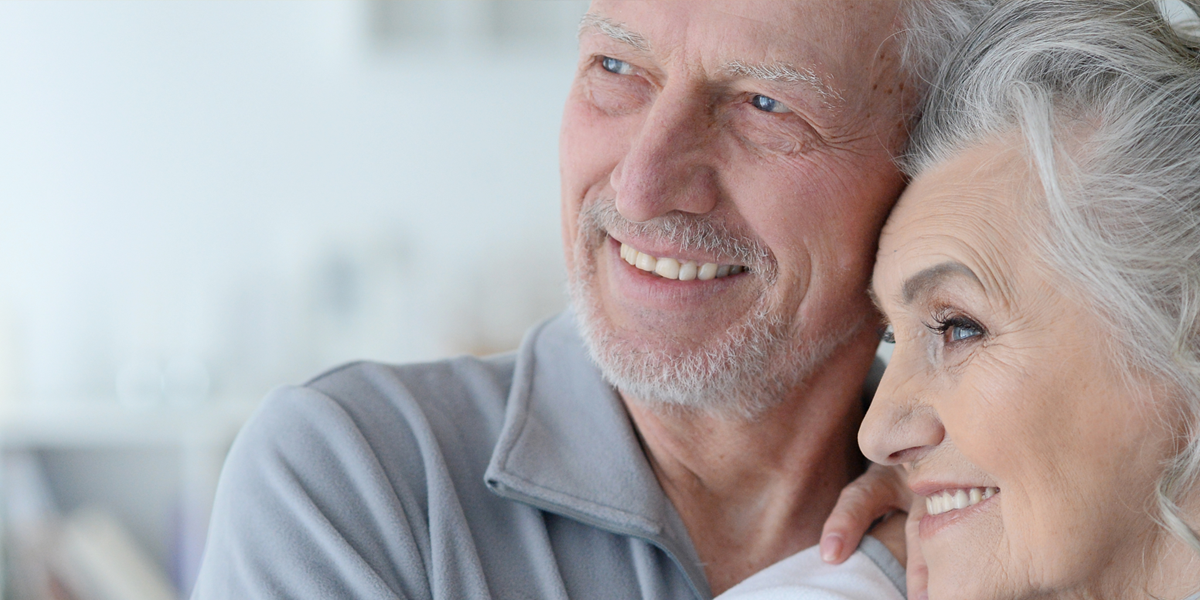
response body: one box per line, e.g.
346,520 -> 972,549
897,1 -> 996,101
905,0 -> 1200,553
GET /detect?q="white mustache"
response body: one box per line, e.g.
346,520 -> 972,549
577,199 -> 776,282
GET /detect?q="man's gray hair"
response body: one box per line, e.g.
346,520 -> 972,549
905,0 -> 1200,553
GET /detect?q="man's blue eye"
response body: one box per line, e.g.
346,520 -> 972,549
601,56 -> 634,75
751,94 -> 791,113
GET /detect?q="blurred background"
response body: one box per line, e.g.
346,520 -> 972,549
0,1 -> 585,598
10,2 -> 1192,599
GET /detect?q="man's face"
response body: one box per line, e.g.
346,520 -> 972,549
561,0 -> 909,415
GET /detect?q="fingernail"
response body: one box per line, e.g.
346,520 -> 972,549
820,535 -> 843,562
916,593 -> 929,600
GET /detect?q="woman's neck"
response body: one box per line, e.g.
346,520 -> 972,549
1103,507 -> 1200,600
1042,506 -> 1200,600
1141,520 -> 1200,599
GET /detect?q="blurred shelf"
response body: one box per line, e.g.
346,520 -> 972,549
0,399 -> 259,449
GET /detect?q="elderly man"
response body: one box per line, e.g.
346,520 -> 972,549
193,1 -> 984,598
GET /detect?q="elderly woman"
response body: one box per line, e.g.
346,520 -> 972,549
718,1 -> 1200,599
860,0 -> 1200,599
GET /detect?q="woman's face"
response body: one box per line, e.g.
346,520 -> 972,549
861,140 -> 1179,599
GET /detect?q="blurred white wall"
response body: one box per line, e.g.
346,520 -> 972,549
0,3 -> 586,597
0,0 -> 581,406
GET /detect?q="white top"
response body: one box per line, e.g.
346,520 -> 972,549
716,536 -> 906,600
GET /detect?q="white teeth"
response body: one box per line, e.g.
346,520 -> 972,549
618,243 -> 744,281
924,487 -> 999,516
635,252 -> 656,272
621,245 -> 637,265
679,261 -> 698,281
953,489 -> 968,509
654,257 -> 681,280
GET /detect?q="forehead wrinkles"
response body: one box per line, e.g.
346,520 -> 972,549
955,230 -> 1021,313
886,145 -> 1040,311
904,202 -> 1026,314
587,2 -> 851,87
951,169 -> 1044,313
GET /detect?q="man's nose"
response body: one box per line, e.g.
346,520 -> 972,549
858,356 -> 945,467
609,86 -> 720,222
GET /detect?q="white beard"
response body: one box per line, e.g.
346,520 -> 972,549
567,200 -> 856,420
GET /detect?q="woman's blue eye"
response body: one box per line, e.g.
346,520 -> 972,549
751,94 -> 791,113
601,56 -> 634,75
948,324 -> 982,342
880,324 -> 895,344
927,315 -> 985,345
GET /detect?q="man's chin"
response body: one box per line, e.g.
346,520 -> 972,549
565,204 -> 853,419
569,289 -> 842,420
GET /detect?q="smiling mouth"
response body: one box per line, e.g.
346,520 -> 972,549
925,487 -> 999,516
619,241 -> 749,281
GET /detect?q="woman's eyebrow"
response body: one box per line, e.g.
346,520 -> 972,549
902,261 -> 983,304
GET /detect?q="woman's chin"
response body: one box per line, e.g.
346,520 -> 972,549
926,552 -> 1003,600
921,499 -> 1007,599
927,561 -> 1007,600
928,576 -> 997,600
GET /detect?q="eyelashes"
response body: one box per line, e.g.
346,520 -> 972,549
879,323 -> 895,344
879,308 -> 987,347
925,308 -> 985,345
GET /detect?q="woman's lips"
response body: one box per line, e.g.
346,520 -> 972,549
918,487 -> 1000,539
925,486 -> 998,515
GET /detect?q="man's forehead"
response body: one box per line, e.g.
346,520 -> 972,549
581,2 -> 845,58
581,1 -> 900,53
580,1 -> 901,94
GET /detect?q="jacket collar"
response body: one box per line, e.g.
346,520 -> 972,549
484,310 -> 711,599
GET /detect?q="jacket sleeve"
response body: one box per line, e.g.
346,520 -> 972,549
190,384 -> 433,600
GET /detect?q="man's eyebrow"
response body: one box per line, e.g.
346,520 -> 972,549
578,14 -> 649,53
724,60 -> 845,105
901,261 -> 983,304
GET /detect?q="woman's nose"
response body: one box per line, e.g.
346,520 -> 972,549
859,360 -> 946,466
609,85 -> 720,222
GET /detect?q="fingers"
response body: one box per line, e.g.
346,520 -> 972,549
905,499 -> 929,600
819,480 -> 879,563
867,510 -> 907,566
819,463 -> 910,564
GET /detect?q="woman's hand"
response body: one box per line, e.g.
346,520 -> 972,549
820,463 -> 929,598
819,463 -> 912,563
